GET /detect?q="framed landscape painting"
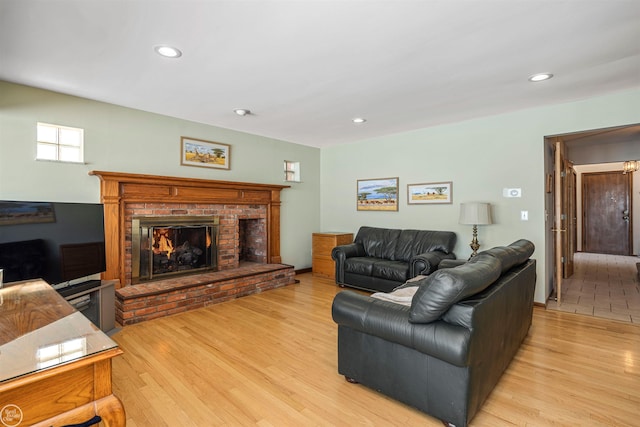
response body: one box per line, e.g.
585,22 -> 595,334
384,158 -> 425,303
357,177 -> 399,211
181,137 -> 231,170
407,181 -> 453,205
0,201 -> 55,225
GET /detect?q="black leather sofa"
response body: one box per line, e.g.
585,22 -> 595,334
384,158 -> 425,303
331,226 -> 457,293
331,240 -> 536,427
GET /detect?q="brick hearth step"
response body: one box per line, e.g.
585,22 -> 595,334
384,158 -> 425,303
115,263 -> 295,325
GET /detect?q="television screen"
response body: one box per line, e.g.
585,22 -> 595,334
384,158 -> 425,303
0,200 -> 106,285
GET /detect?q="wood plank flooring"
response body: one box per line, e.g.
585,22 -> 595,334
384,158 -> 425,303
111,273 -> 640,426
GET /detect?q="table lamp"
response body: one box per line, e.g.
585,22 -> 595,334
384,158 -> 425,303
459,202 -> 493,258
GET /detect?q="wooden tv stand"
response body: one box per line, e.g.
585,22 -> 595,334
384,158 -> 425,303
0,279 -> 125,426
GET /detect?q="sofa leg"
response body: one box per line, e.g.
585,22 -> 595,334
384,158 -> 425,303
345,376 -> 359,384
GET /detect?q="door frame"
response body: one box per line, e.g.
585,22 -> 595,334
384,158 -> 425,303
544,124 -> 640,306
551,139 -> 576,305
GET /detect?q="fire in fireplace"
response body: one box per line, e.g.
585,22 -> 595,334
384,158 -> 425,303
131,216 -> 219,283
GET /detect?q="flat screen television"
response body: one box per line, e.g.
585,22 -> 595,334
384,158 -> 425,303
0,200 -> 106,286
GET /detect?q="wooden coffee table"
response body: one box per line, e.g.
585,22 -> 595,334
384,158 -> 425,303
0,279 -> 125,426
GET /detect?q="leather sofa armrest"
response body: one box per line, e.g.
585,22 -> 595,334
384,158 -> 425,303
331,243 -> 365,284
331,243 -> 364,260
410,251 -> 456,277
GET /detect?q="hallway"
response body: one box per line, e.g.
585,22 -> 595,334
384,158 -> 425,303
547,252 -> 640,323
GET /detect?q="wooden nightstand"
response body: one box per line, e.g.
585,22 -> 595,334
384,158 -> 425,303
312,232 -> 353,280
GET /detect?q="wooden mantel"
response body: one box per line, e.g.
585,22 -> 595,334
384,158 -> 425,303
89,171 -> 289,287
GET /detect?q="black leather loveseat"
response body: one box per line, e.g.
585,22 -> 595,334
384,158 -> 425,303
332,240 -> 536,427
331,226 -> 457,293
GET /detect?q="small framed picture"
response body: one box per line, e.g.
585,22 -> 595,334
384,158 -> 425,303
181,137 -> 231,170
0,201 -> 56,225
407,181 -> 453,205
357,177 -> 399,211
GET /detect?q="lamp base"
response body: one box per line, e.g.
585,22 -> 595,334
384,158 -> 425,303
469,224 -> 480,259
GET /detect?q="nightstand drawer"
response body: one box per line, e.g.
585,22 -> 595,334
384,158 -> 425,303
312,258 -> 336,279
312,232 -> 353,280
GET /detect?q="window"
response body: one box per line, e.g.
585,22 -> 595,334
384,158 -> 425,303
284,160 -> 301,182
36,122 -> 84,163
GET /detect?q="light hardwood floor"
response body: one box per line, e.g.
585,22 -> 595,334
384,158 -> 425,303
111,273 -> 640,426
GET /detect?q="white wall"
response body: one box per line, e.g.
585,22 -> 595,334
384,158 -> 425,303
0,81 -> 321,270
320,88 -> 640,304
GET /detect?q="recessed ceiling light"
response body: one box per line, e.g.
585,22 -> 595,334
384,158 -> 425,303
154,45 -> 182,58
234,108 -> 251,116
352,117 -> 367,124
528,73 -> 553,82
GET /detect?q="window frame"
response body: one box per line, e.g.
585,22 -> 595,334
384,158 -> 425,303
284,160 -> 301,183
36,122 -> 85,164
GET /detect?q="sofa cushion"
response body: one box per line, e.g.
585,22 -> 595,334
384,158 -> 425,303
372,260 -> 410,282
393,229 -> 420,261
344,257 -> 378,276
355,226 -> 401,259
409,254 -> 502,323
411,230 -> 457,256
394,229 -> 457,261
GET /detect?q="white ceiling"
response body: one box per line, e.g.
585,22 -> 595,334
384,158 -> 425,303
1,0 -> 639,148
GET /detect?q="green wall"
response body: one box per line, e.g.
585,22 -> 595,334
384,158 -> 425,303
320,88 -> 640,303
0,81 -> 321,270
3,80 -> 640,303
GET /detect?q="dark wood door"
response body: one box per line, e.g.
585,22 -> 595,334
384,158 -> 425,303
582,171 -> 632,255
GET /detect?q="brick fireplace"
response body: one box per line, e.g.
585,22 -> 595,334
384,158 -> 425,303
89,171 -> 295,324
125,203 -> 266,286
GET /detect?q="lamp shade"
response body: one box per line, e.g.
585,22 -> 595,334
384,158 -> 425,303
459,202 -> 493,225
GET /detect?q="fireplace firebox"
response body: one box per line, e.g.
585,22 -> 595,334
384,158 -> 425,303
131,216 -> 219,283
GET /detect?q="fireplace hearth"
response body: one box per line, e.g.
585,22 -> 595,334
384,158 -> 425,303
90,171 -> 294,324
132,216 -> 219,283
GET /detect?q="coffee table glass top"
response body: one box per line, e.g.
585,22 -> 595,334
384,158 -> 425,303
0,280 -> 118,383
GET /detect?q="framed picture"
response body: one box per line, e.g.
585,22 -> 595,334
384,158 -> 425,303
0,201 -> 56,225
357,177 -> 399,211
407,181 -> 453,205
181,137 -> 231,170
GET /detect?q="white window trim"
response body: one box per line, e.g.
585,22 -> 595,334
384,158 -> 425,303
36,122 -> 85,164
284,160 -> 301,183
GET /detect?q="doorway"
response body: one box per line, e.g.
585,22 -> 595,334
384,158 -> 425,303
544,123 -> 640,312
582,171 -> 632,255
